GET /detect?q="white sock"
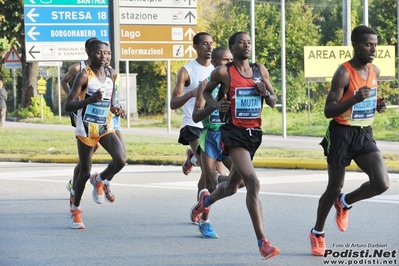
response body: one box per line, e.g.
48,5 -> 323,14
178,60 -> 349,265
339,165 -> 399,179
70,188 -> 75,196
340,193 -> 351,208
200,219 -> 209,225
311,228 -> 324,235
190,156 -> 197,166
71,205 -> 80,211
103,179 -> 110,186
95,174 -> 103,182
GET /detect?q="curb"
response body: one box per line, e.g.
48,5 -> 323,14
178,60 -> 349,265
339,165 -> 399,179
1,154 -> 399,173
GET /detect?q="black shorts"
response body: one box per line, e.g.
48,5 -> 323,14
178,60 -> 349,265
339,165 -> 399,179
320,120 -> 380,168
178,125 -> 202,145
219,124 -> 262,160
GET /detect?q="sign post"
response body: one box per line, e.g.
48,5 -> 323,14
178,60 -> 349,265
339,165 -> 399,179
37,77 -> 47,121
116,0 -> 198,130
4,47 -> 22,110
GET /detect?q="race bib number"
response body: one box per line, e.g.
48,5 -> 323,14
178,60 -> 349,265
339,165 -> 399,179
235,87 -> 262,119
351,88 -> 377,120
209,85 -> 222,124
83,100 -> 110,125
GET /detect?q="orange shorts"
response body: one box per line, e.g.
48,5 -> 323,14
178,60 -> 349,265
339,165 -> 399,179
77,131 -> 114,147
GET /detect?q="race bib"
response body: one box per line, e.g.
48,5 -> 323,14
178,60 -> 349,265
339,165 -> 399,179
234,87 -> 262,119
351,88 -> 377,120
83,100 -> 111,125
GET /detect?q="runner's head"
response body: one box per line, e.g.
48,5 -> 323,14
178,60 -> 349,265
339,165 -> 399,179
211,47 -> 233,68
87,40 -> 107,68
85,37 -> 100,55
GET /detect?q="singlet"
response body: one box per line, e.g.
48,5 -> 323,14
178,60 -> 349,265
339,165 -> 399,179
80,60 -> 86,71
333,61 -> 378,127
75,66 -> 114,138
202,84 -> 223,131
180,59 -> 214,129
220,62 -> 263,129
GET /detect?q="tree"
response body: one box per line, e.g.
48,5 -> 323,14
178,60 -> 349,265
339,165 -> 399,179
0,0 -> 38,109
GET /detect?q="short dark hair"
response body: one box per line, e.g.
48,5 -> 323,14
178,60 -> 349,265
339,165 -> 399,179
351,25 -> 377,43
87,39 -> 104,53
193,32 -> 211,45
212,46 -> 229,59
85,37 -> 99,49
228,32 -> 247,48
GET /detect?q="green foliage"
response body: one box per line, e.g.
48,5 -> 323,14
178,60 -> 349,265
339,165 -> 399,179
129,61 -> 167,115
10,96 -> 54,119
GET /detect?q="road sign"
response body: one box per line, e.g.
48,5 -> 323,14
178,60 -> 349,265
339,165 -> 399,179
120,43 -> 197,60
120,25 -> 197,42
38,61 -> 63,67
24,0 -> 109,62
118,0 -> 198,61
4,47 -> 22,69
304,46 -> 396,82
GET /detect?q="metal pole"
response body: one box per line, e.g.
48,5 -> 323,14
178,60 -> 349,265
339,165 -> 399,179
167,60 -> 171,132
12,69 -> 16,110
307,82 -> 311,130
343,0 -> 351,45
41,94 -> 43,121
58,66 -> 61,122
281,0 -> 286,138
363,0 -> 368,26
126,60 -> 130,128
250,0 -> 256,63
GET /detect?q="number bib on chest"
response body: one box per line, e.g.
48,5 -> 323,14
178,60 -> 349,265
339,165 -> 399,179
234,87 -> 262,119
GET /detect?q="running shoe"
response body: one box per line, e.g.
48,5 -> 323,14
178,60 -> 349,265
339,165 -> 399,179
70,209 -> 85,229
259,238 -> 280,259
103,183 -> 115,203
66,179 -> 73,192
90,173 -> 104,204
199,222 -> 219,239
334,194 -> 351,231
308,231 -> 325,256
190,189 -> 210,224
68,193 -> 74,219
182,148 -> 195,175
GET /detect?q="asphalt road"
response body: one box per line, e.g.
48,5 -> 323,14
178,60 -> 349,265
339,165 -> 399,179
1,163 -> 398,266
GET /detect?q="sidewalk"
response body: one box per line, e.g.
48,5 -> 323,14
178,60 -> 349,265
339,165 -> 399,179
2,122 -> 399,172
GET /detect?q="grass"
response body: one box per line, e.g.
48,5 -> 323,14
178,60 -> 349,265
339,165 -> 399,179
1,108 -> 398,162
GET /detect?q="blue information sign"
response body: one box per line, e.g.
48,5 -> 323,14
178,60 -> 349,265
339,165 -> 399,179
24,1 -> 109,61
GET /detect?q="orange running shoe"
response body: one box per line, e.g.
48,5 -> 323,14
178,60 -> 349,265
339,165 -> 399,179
182,148 -> 195,175
334,195 -> 351,231
90,173 -> 104,204
190,189 -> 210,223
103,183 -> 115,203
259,238 -> 280,259
70,209 -> 85,229
309,231 -> 325,256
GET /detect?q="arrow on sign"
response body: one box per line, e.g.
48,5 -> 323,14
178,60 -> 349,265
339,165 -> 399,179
29,0 -> 36,3
184,11 -> 196,23
27,8 -> 39,23
184,28 -> 196,41
185,0 -> 196,6
29,46 -> 40,59
28,27 -> 40,41
185,45 -> 196,57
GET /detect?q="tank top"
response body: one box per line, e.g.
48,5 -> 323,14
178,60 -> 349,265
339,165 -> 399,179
333,62 -> 378,127
75,66 -> 114,137
180,59 -> 214,129
221,62 -> 263,128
